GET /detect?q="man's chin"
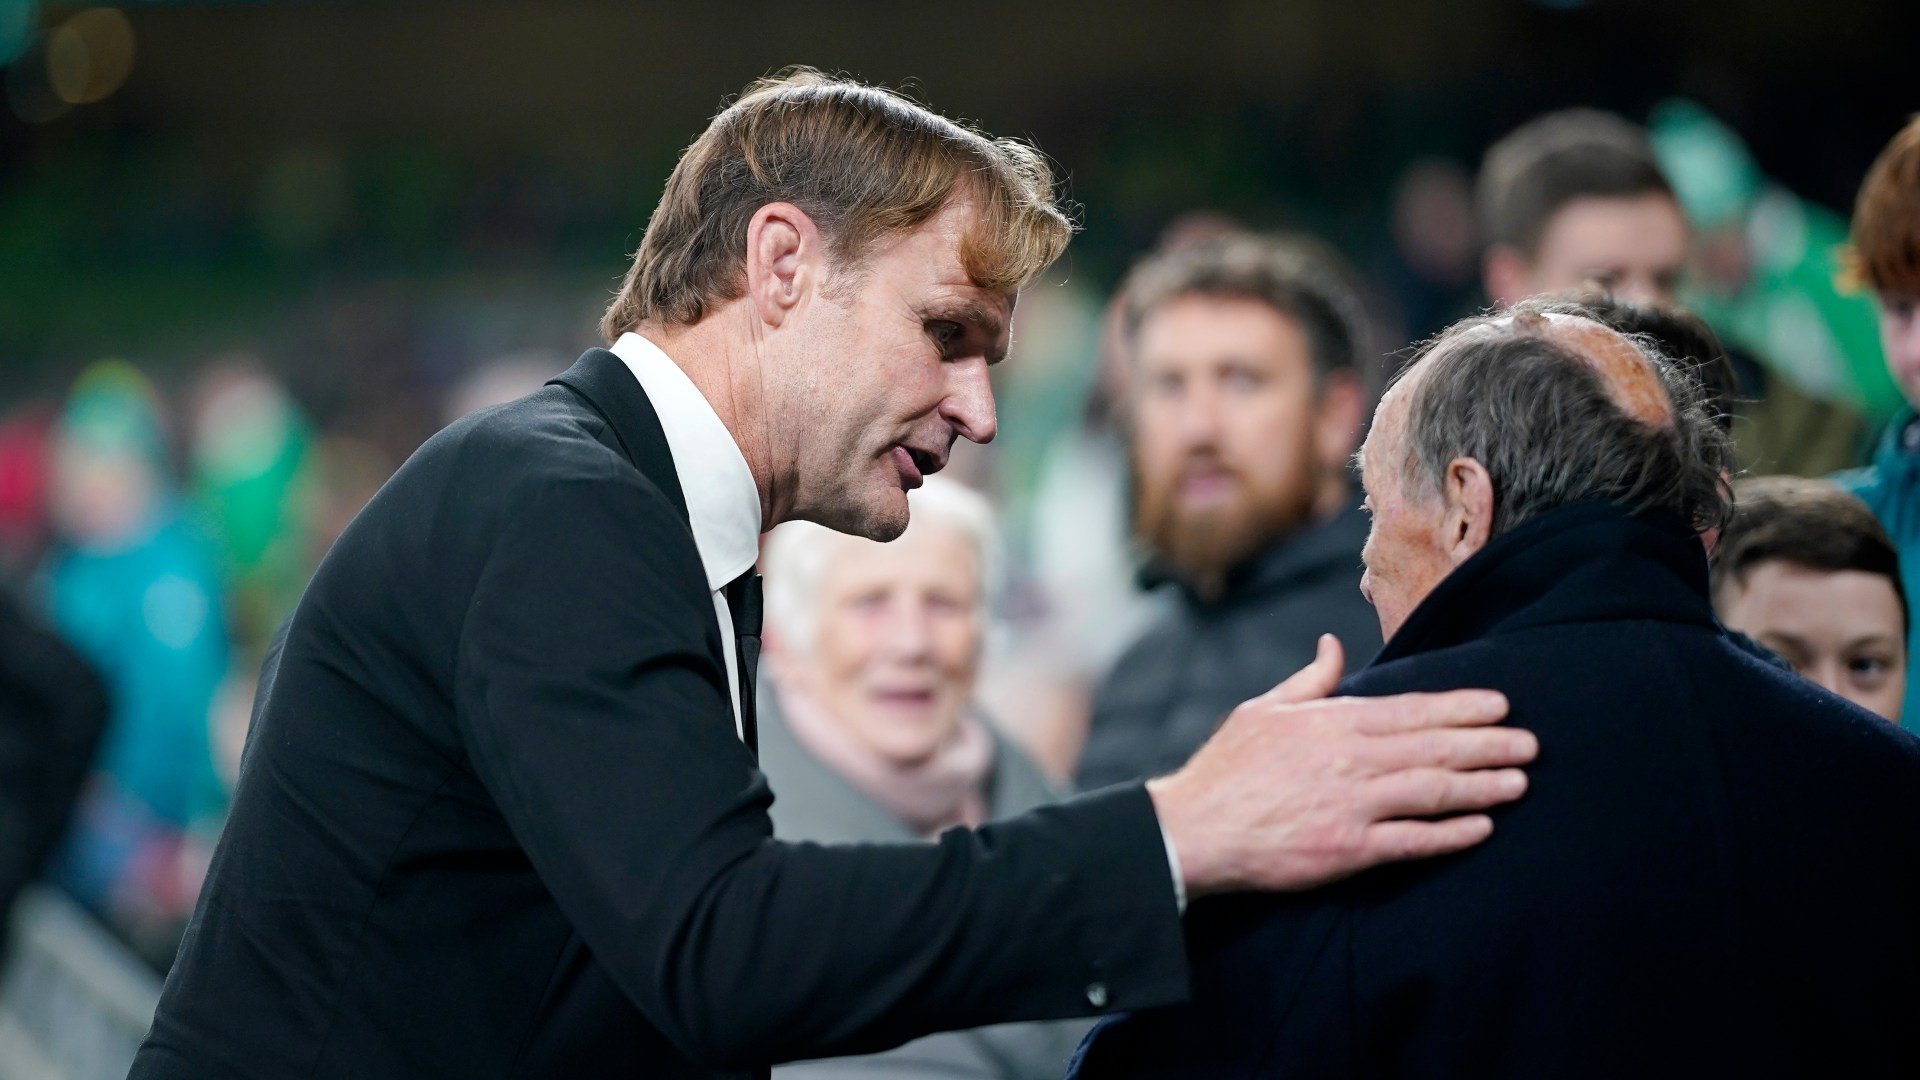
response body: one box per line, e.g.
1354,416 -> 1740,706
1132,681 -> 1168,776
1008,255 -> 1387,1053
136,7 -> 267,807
816,488 -> 909,542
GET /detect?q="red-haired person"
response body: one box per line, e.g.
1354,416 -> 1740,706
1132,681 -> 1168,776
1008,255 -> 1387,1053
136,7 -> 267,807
1835,115 -> 1920,729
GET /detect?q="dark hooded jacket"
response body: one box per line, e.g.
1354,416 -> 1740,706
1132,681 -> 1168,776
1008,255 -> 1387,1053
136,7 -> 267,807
1070,502 -> 1920,1077
1077,501 -> 1380,790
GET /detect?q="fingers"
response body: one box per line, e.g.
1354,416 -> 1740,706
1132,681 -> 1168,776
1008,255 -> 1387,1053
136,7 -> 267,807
1363,766 -> 1528,820
1362,814 -> 1495,865
1367,724 -> 1540,773
1264,634 -> 1345,706
1350,688 -> 1510,735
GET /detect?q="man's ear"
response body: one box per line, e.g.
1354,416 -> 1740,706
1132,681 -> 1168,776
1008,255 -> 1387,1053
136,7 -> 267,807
1482,245 -> 1533,310
744,202 -> 824,330
1314,370 -> 1368,467
1441,456 -> 1494,565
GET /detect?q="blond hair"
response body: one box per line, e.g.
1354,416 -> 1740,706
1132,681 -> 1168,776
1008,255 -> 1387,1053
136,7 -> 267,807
601,68 -> 1075,339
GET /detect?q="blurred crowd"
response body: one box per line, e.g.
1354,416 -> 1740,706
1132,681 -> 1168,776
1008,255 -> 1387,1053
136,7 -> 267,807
4,97 -> 1919,1077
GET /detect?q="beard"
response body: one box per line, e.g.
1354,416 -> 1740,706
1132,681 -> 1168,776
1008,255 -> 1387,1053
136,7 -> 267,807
1132,444 -> 1322,592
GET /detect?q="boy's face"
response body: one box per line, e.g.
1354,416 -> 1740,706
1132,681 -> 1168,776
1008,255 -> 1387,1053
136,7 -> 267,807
1876,291 -> 1920,411
1718,559 -> 1907,724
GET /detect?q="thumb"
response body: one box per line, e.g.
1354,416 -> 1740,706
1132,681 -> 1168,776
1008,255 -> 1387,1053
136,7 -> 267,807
1266,634 -> 1345,705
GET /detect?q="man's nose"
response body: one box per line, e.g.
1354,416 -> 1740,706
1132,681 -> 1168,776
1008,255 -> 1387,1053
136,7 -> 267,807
1176,382 -> 1223,451
1802,657 -> 1848,701
942,358 -> 998,445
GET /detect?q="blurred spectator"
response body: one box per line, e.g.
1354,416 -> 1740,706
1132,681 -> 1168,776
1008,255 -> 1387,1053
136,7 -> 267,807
303,432 -> 396,566
188,360 -> 317,651
1478,108 -> 1688,308
1652,99 -> 1903,424
440,350 -> 565,426
759,477 -> 1090,1079
0,402 -> 57,577
0,584 -> 110,942
1834,114 -> 1920,730
41,361 -> 228,968
1711,477 -> 1906,724
1478,108 -> 1866,476
1378,158 -> 1481,342
1076,234 -> 1380,790
1010,214 -> 1251,778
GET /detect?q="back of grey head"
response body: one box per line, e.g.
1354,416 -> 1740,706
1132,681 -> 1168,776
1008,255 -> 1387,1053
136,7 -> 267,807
1396,301 -> 1732,538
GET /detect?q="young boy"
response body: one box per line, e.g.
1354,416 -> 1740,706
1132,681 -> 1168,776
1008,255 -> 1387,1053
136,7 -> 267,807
1836,115 -> 1920,728
1714,477 -> 1908,724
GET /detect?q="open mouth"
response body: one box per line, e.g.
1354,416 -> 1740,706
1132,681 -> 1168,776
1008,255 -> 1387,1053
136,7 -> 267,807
891,445 -> 943,489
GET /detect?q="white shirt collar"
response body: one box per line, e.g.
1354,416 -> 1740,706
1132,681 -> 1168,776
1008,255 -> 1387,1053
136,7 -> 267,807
609,332 -> 762,591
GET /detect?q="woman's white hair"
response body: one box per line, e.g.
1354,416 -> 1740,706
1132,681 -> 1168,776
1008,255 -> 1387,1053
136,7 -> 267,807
762,476 -> 999,654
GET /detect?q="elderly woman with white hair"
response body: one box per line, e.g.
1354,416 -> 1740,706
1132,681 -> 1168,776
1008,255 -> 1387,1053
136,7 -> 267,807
758,477 -> 1090,1080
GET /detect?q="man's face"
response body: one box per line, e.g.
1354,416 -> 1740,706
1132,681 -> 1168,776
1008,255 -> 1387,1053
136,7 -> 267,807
1506,193 -> 1691,306
1876,290 -> 1920,410
791,520 -> 983,765
1718,560 -> 1907,724
781,199 -> 1010,541
1356,369 -> 1457,640
1130,294 -> 1342,586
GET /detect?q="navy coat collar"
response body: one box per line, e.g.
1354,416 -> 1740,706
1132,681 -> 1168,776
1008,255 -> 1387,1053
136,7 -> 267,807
1372,502 -> 1716,667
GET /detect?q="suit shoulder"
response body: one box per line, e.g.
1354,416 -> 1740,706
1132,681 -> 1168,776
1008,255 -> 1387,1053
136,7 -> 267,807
407,384 -> 683,514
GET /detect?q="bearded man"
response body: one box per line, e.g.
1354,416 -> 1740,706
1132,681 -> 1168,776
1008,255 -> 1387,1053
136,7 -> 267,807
1077,235 -> 1382,789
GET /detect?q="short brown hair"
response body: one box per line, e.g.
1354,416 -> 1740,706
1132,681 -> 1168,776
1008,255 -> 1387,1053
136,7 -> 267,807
1476,109 -> 1674,256
1119,233 -> 1375,387
1848,115 -> 1920,297
1712,476 -> 1907,633
600,68 -> 1074,339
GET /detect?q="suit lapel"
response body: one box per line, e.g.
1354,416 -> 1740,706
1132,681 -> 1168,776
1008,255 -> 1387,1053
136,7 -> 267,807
549,348 -> 690,525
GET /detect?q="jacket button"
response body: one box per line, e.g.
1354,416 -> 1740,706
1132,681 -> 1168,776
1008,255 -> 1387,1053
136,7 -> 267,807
1086,982 -> 1109,1008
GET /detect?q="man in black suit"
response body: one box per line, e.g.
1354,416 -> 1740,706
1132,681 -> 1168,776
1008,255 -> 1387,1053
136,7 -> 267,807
1069,300 -> 1920,1077
130,70 -> 1538,1078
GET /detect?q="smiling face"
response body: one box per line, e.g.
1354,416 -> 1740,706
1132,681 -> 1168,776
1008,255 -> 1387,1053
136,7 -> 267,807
777,198 -> 1011,542
1718,560 -> 1907,723
789,519 -> 984,766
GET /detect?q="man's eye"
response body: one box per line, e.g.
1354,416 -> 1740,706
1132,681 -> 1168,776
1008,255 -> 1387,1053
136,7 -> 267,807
1222,367 -> 1263,393
928,322 -> 963,349
1849,656 -> 1891,681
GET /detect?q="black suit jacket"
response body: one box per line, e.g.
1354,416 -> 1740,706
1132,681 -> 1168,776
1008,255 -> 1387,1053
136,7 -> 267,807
132,349 -> 1188,1078
1071,502 -> 1920,1078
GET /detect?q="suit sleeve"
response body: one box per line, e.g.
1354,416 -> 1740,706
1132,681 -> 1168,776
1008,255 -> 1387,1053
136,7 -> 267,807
454,472 -> 1189,1069
1068,895 -> 1354,1078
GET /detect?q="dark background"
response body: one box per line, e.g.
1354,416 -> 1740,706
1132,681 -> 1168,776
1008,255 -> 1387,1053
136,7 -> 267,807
3,0 -> 1913,446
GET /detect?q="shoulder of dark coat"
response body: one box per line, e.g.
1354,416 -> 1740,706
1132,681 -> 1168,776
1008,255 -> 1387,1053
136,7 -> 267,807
420,383 -> 681,519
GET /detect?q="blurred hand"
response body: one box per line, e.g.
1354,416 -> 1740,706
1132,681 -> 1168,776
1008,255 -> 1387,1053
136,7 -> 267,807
1147,634 -> 1534,898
